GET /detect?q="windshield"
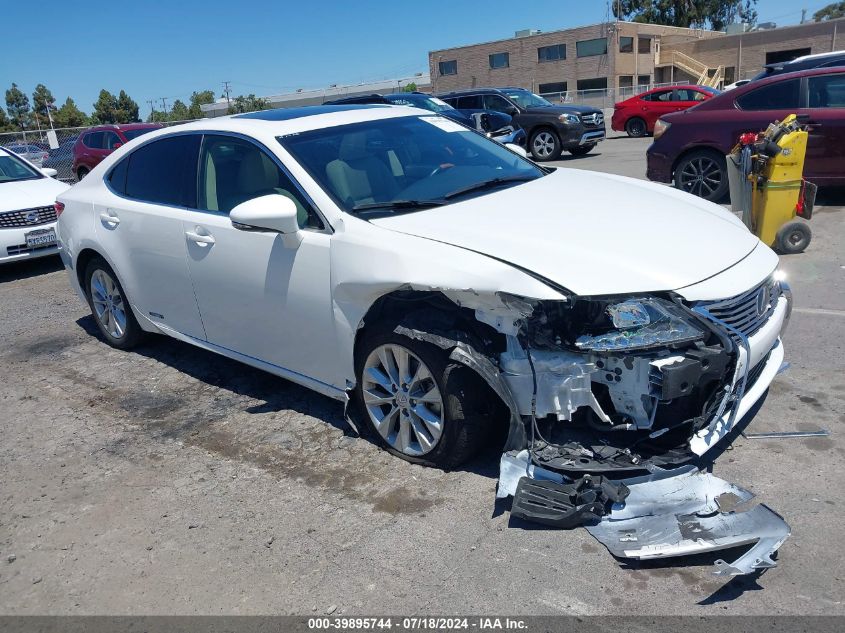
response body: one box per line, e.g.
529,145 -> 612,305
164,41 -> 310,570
505,90 -> 552,108
122,128 -> 157,141
386,95 -> 454,113
700,86 -> 722,95
0,151 -> 43,182
279,115 -> 543,215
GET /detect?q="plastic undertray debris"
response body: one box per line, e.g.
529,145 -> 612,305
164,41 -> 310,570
498,452 -> 791,576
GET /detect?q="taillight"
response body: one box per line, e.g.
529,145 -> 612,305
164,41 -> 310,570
55,201 -> 65,217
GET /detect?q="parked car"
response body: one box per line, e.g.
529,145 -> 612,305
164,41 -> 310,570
42,138 -> 78,182
0,148 -> 69,264
325,92 -> 526,146
72,123 -> 162,180
438,87 -> 605,160
750,49 -> 845,82
647,67 -> 845,201
612,85 -> 720,137
3,143 -> 50,167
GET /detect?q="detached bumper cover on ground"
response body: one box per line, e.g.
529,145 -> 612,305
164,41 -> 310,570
498,451 -> 790,576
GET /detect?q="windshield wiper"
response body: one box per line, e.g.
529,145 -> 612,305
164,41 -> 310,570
444,175 -> 537,200
350,199 -> 446,213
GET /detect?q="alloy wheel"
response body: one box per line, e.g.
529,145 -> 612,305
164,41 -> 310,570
532,131 -> 557,159
90,269 -> 127,339
678,156 -> 723,198
361,344 -> 444,457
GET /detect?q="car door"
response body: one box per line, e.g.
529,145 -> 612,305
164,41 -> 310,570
672,88 -> 708,113
804,72 -> 845,180
640,89 -> 674,129
93,133 -> 206,340
180,134 -> 337,387
79,132 -> 107,170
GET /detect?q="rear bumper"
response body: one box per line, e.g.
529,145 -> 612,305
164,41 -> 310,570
610,110 -> 625,132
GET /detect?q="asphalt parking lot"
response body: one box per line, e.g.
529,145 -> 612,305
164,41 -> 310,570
1,135 -> 843,616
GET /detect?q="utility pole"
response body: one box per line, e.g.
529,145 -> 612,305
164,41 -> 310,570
800,9 -> 806,24
222,81 -> 232,109
160,97 -> 169,117
147,99 -> 156,121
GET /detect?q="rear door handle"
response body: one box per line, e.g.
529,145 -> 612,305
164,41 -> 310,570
99,210 -> 120,226
185,230 -> 215,246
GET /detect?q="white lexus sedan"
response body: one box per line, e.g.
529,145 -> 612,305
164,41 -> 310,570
0,147 -> 68,264
57,105 -> 793,572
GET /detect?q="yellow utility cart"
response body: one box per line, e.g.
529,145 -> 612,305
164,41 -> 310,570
727,114 -> 816,254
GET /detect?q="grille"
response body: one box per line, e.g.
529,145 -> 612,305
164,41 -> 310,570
0,206 -> 57,229
698,276 -> 779,340
6,242 -> 57,256
580,112 -> 604,127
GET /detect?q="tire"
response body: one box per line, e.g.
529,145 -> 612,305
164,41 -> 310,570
673,150 -> 729,202
355,328 -> 490,469
76,167 -> 89,181
568,144 -> 595,156
529,128 -> 562,161
84,256 -> 143,350
625,117 -> 647,138
776,220 -> 812,254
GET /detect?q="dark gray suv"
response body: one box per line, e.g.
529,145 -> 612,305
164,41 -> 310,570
438,87 -> 605,161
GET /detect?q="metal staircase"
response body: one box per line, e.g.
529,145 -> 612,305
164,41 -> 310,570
658,49 -> 724,88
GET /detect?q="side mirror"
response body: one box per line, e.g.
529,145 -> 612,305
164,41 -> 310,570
505,143 -> 528,158
41,167 -> 58,178
230,194 -> 299,234
506,106 -> 519,117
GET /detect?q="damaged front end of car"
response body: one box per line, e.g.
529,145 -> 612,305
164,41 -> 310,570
397,273 -> 793,576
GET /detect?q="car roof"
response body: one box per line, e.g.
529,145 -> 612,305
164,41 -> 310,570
86,123 -> 163,131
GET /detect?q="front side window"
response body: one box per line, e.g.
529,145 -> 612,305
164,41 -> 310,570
489,52 -> 510,69
576,38 -> 607,58
438,60 -> 457,76
483,94 -> 515,113
808,74 -> 845,108
619,36 -> 633,53
124,134 -> 200,206
455,95 -> 483,109
504,90 -> 552,108
279,116 -> 544,215
736,79 -> 800,110
641,89 -> 671,102
0,151 -> 42,182
197,135 -> 321,229
104,132 -> 122,150
538,44 -> 565,62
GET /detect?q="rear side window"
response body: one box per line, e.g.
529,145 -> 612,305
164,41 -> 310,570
83,132 -> 104,149
808,74 -> 845,108
736,79 -> 800,110
456,95 -> 483,109
124,135 -> 200,206
641,90 -> 671,102
108,157 -> 129,194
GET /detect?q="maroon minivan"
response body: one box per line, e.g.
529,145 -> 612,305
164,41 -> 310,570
72,123 -> 162,181
647,67 -> 845,200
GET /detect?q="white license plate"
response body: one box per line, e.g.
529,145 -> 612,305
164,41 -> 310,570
25,228 -> 57,249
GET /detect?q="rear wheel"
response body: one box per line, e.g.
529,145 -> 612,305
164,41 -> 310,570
776,221 -> 812,254
568,144 -> 595,156
84,257 -> 143,349
625,117 -> 647,138
530,128 -> 562,161
355,329 -> 490,468
674,150 -> 728,201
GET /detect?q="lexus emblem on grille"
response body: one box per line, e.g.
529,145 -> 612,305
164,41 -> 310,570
24,211 -> 39,224
756,286 -> 770,316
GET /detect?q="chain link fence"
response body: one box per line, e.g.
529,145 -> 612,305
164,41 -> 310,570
539,81 -> 693,112
0,120 -> 201,183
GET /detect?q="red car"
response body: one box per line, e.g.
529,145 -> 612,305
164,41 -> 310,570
647,67 -> 845,201
72,123 -> 162,180
612,85 -> 720,137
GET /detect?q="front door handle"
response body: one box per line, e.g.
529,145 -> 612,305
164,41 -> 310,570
185,230 -> 215,246
99,210 -> 120,226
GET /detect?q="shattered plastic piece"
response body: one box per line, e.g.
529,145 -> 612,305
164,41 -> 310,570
585,466 -> 790,576
511,475 -> 629,528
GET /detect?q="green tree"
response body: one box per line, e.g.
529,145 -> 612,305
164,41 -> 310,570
53,97 -> 89,128
115,90 -> 140,123
169,99 -> 190,121
613,0 -> 757,30
401,82 -> 418,93
92,89 -> 118,124
227,94 -> 270,114
0,107 -> 15,132
5,83 -> 31,130
814,2 -> 845,20
32,83 -> 56,128
188,90 -> 215,119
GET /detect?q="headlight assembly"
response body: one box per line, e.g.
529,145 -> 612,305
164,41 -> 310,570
559,113 -> 580,124
574,298 -> 704,352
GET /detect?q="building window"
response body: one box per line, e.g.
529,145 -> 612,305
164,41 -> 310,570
637,75 -> 651,87
538,44 -> 566,62
765,48 -> 811,65
489,52 -> 510,69
724,66 -> 736,84
638,37 -> 651,54
577,77 -> 608,91
576,38 -> 608,58
538,81 -> 567,95
619,36 -> 633,53
619,76 -> 633,88
438,60 -> 457,76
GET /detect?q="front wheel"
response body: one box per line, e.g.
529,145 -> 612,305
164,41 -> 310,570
568,144 -> 595,156
776,220 -> 812,254
84,257 -> 144,349
530,129 -> 562,161
674,150 -> 728,201
355,330 -> 489,468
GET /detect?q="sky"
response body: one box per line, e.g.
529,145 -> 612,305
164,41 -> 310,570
1,0 -> 834,119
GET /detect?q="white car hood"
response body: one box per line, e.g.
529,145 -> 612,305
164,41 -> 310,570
371,169 -> 759,296
0,177 -> 69,213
